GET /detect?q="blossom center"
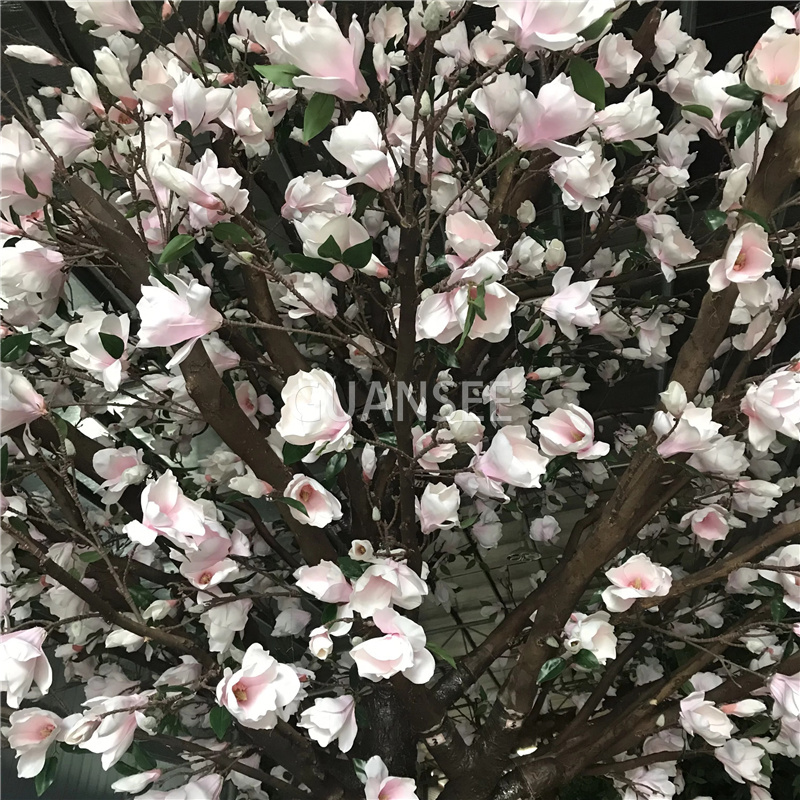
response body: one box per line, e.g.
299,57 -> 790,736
198,571 -> 213,586
232,682 -> 248,702
39,724 -> 55,740
299,485 -> 313,503
732,253 -> 747,272
631,577 -> 644,590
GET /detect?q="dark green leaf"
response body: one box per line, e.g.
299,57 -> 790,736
744,717 -> 773,737
98,332 -> 124,360
472,283 -> 487,321
569,57 -> 606,110
478,129 -> 496,157
721,109 -> 746,130
537,657 -> 566,684
377,432 -> 397,447
1,332 -> 32,362
681,104 -> 714,120
574,649 -> 601,670
254,63 -> 303,88
159,234 -> 195,264
283,252 -> 334,275
427,642 -> 457,669
304,92 -> 336,142
451,121 -> 467,145
703,209 -> 728,231
23,173 -> 39,199
1,443 -> 8,482
725,83 -> 760,101
735,108 -> 762,148
771,597 -> 787,623
337,555 -> 370,581
738,207 -> 771,231
92,162 -> 114,191
283,442 -> 313,465
321,603 -> 338,625
435,135 -> 455,159
129,584 -> 156,608
131,742 -> 157,771
434,345 -> 459,368
275,496 -> 309,517
173,120 -> 193,139
209,705 -> 233,740
578,10 -> 613,40
111,761 -> 138,777
78,551 -> 103,563
341,238 -> 373,270
34,756 -> 58,796
149,262 -> 176,290
456,304 -> 476,353
522,320 -> 544,344
318,235 -> 343,261
615,140 -> 642,157
212,222 -> 253,245
323,451 -> 347,487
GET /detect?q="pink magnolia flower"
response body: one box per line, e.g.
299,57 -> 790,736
741,369 -> 800,451
596,33 -> 640,88
65,0 -> 143,36
271,4 -> 368,101
298,695 -> 357,752
550,140 -> 616,213
453,282 -> 519,343
368,6 -> 406,46
714,738 -> 769,786
276,369 -> 353,453
601,553 -> 672,612
284,475 -> 343,528
308,626 -> 334,659
472,73 -> 526,134
65,311 -> 130,392
110,769 -> 162,794
79,692 -> 155,770
0,119 -> 54,217
282,170 -> 354,221
719,700 -> 767,717
40,112 -> 95,165
1,239 -> 65,307
4,44 -> 61,66
122,470 -> 207,548
445,212 -> 500,263
325,111 -> 398,191
178,534 -> 239,590
653,404 -> 721,458
759,545 -> 800,611
636,212 -> 698,282
533,404 -> 609,460
171,75 -> 233,137
200,595 -> 252,654
216,644 -> 301,730
708,223 -> 773,292
350,608 -> 435,685
514,76 -> 596,155
491,0 -> 615,55
136,276 -> 223,368
768,671 -> 800,719
281,272 -> 337,320
351,559 -> 429,617
294,560 -> 353,604
474,425 -> 549,489
138,775 -> 223,800
416,483 -> 460,535
415,290 -> 461,343
680,692 -> 734,746
563,611 -> 617,665
4,708 -> 62,777
530,515 -> 561,543
746,31 -> 800,125
541,267 -> 600,339
679,505 -> 730,544
92,446 -> 149,504
0,367 -> 47,435
682,71 -> 752,138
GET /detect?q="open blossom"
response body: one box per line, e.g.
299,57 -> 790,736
679,505 -> 730,544
472,73 -> 526,134
0,119 -> 54,217
1,238 -> 66,326
294,561 -> 353,604
5,708 -> 63,778
65,311 -> 130,392
364,755 -> 420,800
746,31 -> 800,124
216,644 -> 301,730
276,369 -> 353,453
541,268 -> 600,339
350,560 -> 429,615
282,170 -> 354,220
636,212 -> 699,282
0,628 -> 52,709
708,223 -> 773,292
65,0 -> 143,36
475,426 -> 549,490
594,89 -> 662,144
680,692 -> 734,746
417,483 -> 460,535
768,671 -> 800,720
284,475 -> 343,528
92,446 -> 149,504
271,4 -> 368,101
136,276 -> 223,368
0,367 -> 47,435
453,283 -> 518,343
533,404 -> 609,460
601,553 -> 672,612
40,112 -> 95,165
759,545 -> 800,611
653,404 -> 721,458
563,611 -> 617,665
530,515 -> 561,543
550,140 -> 615,213
326,111 -> 398,191
350,608 -> 435,685
298,695 -> 357,753
741,369 -> 800,451
714,738 -> 769,785
596,33 -> 640,88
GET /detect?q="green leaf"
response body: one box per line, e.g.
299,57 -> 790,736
472,283 -> 487,321
703,209 -> 728,231
35,756 -> 58,796
321,603 -> 338,625
209,705 -> 233,740
318,235 -> 343,261
435,135 -> 455,159
212,222 -> 253,245
738,207 -> 771,231
725,83 -> 760,101
78,551 -> 103,563
111,761 -> 138,777
283,442 -> 313,465
433,345 -> 459,368
98,332 -> 124,360
744,716 -> 773,737
537,657 -> 566,684
427,642 -> 457,669
569,57 -> 606,110
1,332 -> 32,362
275,496 -> 309,517
456,303 -> 476,353
615,140 -> 642,157
681,104 -> 714,120
451,121 -> 467,145
254,63 -> 303,88
574,649 -> 601,670
721,109 -> 746,130
578,10 -> 613,40
159,234 -> 196,264
130,742 -> 157,771
129,584 -> 156,608
304,92 -> 336,142
92,162 -> 114,191
770,597 -> 787,623
478,129 -> 497,157
522,319 -> 544,344
323,451 -> 347,487
1,443 -> 8,482
377,432 -> 397,447
23,173 -> 39,198
337,555 -> 370,581
283,253 -> 334,275
735,108 -> 762,148
341,238 -> 373,270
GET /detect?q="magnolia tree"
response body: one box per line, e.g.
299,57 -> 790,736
2,1 -> 800,799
